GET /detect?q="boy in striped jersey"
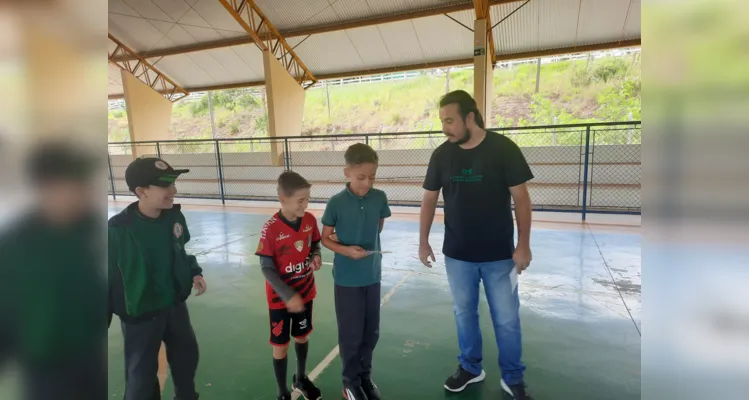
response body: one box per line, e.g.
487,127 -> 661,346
256,171 -> 323,400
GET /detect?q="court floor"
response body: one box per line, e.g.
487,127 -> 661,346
107,202 -> 641,400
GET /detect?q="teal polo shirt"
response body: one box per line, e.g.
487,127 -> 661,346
321,184 -> 392,287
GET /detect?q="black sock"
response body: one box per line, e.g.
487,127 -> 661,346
295,341 -> 309,379
273,357 -> 289,395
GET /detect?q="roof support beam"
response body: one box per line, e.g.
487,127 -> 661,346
110,0 -> 523,62
217,0 -> 316,89
108,39 -> 640,99
475,0 -> 496,64
108,34 -> 188,102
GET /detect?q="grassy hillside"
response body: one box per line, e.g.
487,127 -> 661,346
108,53 -> 640,143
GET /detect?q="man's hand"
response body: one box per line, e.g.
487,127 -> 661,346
286,294 -> 305,313
312,255 -> 322,271
419,242 -> 436,268
193,275 -> 207,296
512,244 -> 532,275
345,245 -> 368,260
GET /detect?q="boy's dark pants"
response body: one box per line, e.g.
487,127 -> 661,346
334,283 -> 381,387
121,302 -> 199,400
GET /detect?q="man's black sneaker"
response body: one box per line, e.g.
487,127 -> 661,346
292,374 -> 322,400
361,378 -> 381,400
501,379 -> 533,399
276,393 -> 291,400
444,365 -> 486,392
341,384 -> 368,400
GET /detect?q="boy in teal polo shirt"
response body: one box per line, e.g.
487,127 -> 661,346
321,143 -> 391,400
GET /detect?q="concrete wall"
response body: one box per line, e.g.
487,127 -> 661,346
264,51 -> 306,165
109,144 -> 641,209
122,70 -> 173,158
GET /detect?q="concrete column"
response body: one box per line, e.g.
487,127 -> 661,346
263,50 -> 306,166
121,70 -> 174,158
473,19 -> 493,127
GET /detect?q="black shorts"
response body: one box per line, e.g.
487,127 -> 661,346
268,300 -> 314,346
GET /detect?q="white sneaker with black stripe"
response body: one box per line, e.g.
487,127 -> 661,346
443,365 -> 486,392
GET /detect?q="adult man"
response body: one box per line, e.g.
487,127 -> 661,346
419,90 -> 534,399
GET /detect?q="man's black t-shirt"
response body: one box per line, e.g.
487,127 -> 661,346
423,131 -> 534,262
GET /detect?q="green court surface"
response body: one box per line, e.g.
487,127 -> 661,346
107,206 -> 641,399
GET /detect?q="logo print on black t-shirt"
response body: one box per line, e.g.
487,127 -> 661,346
450,168 -> 484,183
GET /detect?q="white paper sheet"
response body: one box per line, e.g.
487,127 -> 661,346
510,265 -> 519,292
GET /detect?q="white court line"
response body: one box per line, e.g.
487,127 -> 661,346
291,270 -> 414,400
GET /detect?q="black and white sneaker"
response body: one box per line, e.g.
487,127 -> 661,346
276,392 -> 291,400
501,379 -> 533,399
292,374 -> 322,400
443,365 -> 486,392
341,383 -> 368,400
361,377 -> 380,400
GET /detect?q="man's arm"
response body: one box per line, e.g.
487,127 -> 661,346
510,183 -> 532,248
420,190 -> 439,245
418,190 -> 440,266
259,256 -> 296,302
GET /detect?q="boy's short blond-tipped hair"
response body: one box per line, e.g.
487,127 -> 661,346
277,171 -> 311,197
344,143 -> 378,166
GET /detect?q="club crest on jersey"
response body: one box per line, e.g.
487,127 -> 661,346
277,232 -> 290,241
303,224 -> 312,233
173,222 -> 183,238
294,240 -> 304,252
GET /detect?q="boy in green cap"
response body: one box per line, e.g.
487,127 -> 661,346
108,157 -> 207,400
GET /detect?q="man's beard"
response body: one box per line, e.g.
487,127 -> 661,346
453,128 -> 470,145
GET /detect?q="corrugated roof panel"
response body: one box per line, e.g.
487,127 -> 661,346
577,0 -> 631,43
290,5 -> 340,30
109,14 -> 165,52
366,0 -> 467,16
150,36 -> 177,55
160,24 -> 200,48
155,54 -> 215,87
229,44 -> 265,78
491,0 -> 540,55
149,20 -> 176,36
123,0 -> 175,22
377,20 -> 425,65
253,0 -> 332,31
623,0 -> 641,39
176,8 -> 213,29
412,13 -> 474,62
207,47 -> 263,81
329,0 -> 373,23
344,25 -> 394,69
151,0 -> 191,22
292,31 -> 366,75
192,0 -> 247,33
187,52 -> 237,82
108,0 -> 140,18
181,25 -> 223,43
537,0 -> 580,50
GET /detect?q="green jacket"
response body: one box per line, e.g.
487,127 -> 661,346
0,211 -> 106,365
108,202 -> 202,325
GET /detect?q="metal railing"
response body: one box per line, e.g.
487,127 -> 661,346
108,121 -> 641,220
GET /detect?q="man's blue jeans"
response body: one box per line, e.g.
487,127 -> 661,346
444,256 -> 526,385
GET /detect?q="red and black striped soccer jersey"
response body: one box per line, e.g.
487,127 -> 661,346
256,212 -> 321,309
